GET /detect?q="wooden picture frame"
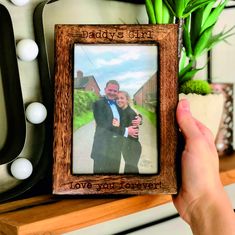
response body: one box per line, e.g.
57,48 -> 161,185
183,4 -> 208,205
53,24 -> 178,195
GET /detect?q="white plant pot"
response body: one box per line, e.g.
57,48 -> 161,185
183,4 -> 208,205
179,93 -> 224,140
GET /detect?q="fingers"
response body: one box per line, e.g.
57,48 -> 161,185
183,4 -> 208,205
128,126 -> 139,138
112,118 -> 120,127
193,118 -> 218,156
131,127 -> 139,138
132,116 -> 141,126
193,118 -> 214,141
176,99 -> 201,140
132,120 -> 138,126
177,99 -> 218,156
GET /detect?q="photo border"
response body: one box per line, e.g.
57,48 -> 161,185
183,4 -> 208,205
53,24 -> 178,195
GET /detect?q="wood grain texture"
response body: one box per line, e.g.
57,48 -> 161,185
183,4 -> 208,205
53,24 -> 178,195
0,163 -> 235,235
0,194 -> 171,235
0,195 -> 55,214
1,165 -> 235,235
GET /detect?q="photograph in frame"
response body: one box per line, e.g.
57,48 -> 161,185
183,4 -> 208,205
72,44 -> 158,175
53,24 -> 178,195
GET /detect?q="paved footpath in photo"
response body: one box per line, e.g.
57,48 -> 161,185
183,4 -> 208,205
72,120 -> 95,174
72,116 -> 157,174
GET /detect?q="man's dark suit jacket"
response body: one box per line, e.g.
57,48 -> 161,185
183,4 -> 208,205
90,97 -> 125,167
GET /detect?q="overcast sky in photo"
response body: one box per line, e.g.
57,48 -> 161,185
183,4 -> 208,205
74,44 -> 158,97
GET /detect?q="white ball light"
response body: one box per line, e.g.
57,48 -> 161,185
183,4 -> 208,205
10,158 -> 33,180
26,102 -> 47,124
10,0 -> 30,6
16,39 -> 39,61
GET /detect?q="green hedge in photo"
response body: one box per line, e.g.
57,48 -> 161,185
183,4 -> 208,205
73,90 -> 98,116
73,90 -> 98,130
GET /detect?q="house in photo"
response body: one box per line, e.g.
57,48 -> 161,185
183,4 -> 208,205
74,70 -> 101,97
133,72 -> 157,112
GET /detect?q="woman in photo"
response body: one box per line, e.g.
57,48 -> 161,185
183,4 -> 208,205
113,91 -> 142,173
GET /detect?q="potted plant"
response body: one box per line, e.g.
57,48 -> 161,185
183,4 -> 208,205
145,0 -> 234,138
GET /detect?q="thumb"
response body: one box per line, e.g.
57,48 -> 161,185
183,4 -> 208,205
176,99 -> 201,140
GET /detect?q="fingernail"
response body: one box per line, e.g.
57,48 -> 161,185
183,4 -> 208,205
180,99 -> 190,111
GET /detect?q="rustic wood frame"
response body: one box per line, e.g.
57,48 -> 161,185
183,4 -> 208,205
53,24 -> 178,195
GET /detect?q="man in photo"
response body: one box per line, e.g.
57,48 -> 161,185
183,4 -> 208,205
90,80 -> 139,173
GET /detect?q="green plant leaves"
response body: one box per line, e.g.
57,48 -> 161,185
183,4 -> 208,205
179,60 -> 194,79
163,0 -> 176,16
183,16 -> 193,57
145,0 -> 173,24
162,2 -> 173,23
154,0 -> 163,23
190,3 -> 213,48
180,67 -> 204,84
175,0 -> 185,17
200,0 -> 229,34
183,0 -> 215,18
194,26 -> 214,57
144,0 -> 233,94
163,0 -> 215,18
145,0 -> 157,24
201,2 -> 215,27
191,0 -> 232,58
207,25 -> 235,51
